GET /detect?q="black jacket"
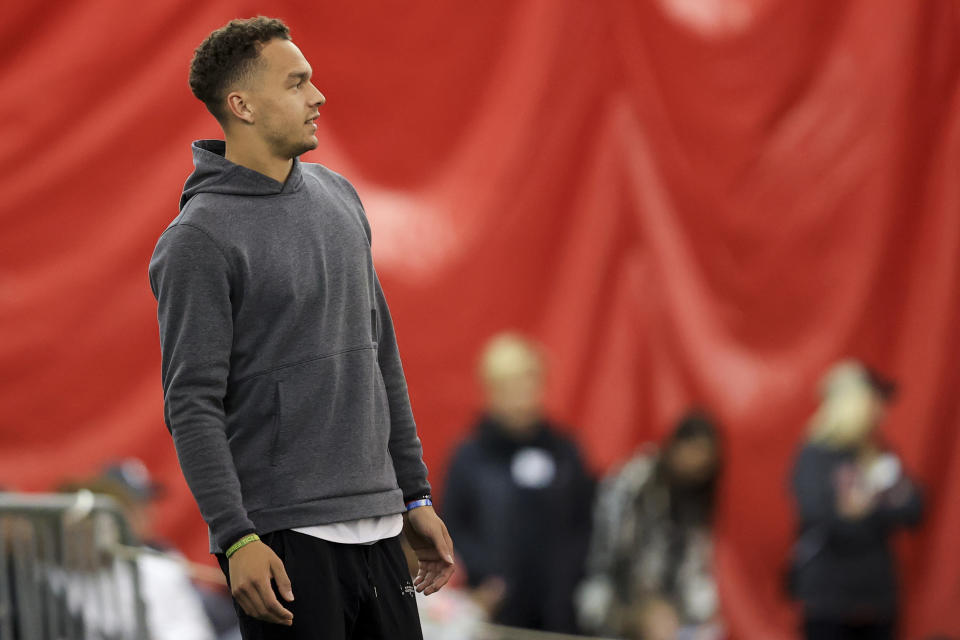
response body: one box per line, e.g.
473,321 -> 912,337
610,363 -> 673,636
790,443 -> 923,621
442,415 -> 594,632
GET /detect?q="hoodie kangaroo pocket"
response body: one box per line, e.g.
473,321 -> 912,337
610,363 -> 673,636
267,347 -> 397,507
224,373 -> 280,513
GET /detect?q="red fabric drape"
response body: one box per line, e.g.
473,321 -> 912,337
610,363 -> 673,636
2,2 -> 958,637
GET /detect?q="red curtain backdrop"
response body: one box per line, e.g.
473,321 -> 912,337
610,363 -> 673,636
2,1 -> 958,637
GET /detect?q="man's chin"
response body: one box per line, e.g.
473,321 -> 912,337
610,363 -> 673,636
297,137 -> 319,156
275,132 -> 317,157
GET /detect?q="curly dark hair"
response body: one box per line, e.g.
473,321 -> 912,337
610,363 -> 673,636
189,17 -> 291,123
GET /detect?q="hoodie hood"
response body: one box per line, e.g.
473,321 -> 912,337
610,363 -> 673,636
179,140 -> 305,211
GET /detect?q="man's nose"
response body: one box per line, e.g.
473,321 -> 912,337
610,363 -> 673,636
312,85 -> 326,106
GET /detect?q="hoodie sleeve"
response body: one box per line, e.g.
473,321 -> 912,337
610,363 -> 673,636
335,169 -> 431,501
373,273 -> 431,501
149,224 -> 256,551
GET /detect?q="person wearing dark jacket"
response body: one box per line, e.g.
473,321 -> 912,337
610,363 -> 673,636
790,360 -> 924,640
442,333 -> 594,634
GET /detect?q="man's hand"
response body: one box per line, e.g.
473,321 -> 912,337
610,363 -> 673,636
402,506 -> 455,595
228,540 -> 294,625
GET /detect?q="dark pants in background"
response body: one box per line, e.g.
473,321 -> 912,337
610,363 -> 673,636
804,618 -> 895,640
217,531 -> 422,640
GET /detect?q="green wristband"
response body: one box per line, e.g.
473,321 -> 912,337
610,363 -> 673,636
225,534 -> 260,558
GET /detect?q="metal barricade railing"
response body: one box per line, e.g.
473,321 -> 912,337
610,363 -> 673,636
0,491 -> 148,640
0,491 -> 619,640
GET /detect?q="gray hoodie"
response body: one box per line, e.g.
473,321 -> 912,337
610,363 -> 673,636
148,140 -> 430,553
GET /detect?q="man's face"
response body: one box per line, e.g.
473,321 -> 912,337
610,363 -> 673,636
246,38 -> 325,159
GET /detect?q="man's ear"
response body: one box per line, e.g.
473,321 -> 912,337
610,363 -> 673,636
225,91 -> 255,124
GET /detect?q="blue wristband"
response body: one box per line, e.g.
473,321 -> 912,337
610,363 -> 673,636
405,498 -> 433,511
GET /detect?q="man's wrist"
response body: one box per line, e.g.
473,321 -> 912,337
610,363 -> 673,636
225,533 -> 260,558
405,495 -> 433,511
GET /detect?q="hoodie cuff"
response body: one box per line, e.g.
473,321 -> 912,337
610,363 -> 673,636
402,483 -> 432,506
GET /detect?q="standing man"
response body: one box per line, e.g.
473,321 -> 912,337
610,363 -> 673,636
149,17 -> 454,639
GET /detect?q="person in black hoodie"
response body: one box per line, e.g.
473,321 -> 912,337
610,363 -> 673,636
790,361 -> 924,640
442,333 -> 594,633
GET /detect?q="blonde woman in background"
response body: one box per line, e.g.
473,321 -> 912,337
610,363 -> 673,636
790,361 -> 924,640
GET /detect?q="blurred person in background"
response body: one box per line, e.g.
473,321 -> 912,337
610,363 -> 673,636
58,458 -> 221,640
577,409 -> 723,640
442,332 -> 594,634
790,361 -> 924,640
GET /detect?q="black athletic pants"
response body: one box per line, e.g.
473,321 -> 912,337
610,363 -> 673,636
217,530 -> 423,640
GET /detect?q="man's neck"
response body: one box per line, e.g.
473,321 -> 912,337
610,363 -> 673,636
224,137 -> 293,184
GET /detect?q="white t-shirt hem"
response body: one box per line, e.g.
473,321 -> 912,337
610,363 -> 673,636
292,514 -> 404,545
